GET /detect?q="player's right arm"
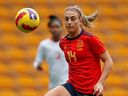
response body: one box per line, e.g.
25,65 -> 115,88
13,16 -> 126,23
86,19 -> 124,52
33,42 -> 45,71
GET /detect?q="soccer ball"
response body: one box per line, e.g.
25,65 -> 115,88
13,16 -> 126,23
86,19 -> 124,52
15,8 -> 40,33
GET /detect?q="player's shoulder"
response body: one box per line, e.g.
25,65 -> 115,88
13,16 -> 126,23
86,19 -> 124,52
82,31 -> 99,40
82,31 -> 94,37
39,39 -> 51,47
60,36 -> 67,43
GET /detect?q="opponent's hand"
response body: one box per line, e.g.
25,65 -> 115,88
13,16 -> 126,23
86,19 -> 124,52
37,66 -> 43,71
93,82 -> 103,96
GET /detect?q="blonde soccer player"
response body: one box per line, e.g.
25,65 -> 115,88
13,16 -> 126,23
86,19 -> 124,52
45,5 -> 113,96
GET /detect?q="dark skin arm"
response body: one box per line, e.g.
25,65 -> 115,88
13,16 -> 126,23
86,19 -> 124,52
33,61 -> 43,71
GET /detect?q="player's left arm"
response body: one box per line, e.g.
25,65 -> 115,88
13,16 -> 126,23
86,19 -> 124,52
88,36 -> 113,95
93,51 -> 113,96
99,51 -> 113,84
33,42 -> 45,71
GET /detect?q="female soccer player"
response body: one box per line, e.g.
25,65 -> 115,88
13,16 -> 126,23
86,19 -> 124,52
33,15 -> 68,89
45,5 -> 113,96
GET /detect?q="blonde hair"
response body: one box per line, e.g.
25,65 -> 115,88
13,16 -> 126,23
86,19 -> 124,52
65,5 -> 98,28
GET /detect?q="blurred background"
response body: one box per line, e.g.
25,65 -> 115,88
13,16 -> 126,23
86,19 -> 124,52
0,0 -> 128,96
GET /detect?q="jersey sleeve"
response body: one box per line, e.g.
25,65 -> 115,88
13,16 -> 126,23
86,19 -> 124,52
88,36 -> 106,56
35,42 -> 45,63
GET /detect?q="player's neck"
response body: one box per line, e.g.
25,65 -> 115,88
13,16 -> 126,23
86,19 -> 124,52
51,36 -> 61,42
68,28 -> 82,38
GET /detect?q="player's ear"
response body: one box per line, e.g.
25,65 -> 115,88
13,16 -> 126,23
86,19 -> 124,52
79,17 -> 83,26
79,16 -> 82,23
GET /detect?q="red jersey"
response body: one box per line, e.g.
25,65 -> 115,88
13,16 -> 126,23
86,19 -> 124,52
59,31 -> 106,94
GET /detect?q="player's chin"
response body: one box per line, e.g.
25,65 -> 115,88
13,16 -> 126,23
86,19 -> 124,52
66,28 -> 75,33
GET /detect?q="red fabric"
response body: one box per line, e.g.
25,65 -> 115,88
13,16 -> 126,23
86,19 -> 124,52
59,31 -> 106,94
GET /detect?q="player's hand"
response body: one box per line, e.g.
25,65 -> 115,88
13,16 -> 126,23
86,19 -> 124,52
37,66 -> 43,71
93,82 -> 103,96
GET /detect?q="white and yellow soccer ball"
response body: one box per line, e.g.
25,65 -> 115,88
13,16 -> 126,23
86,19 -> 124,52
15,8 -> 40,33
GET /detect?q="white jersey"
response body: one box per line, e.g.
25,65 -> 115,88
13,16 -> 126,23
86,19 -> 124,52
34,39 -> 68,89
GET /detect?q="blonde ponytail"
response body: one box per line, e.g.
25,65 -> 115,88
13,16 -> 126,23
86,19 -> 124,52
82,10 -> 98,28
87,10 -> 98,22
65,5 -> 98,28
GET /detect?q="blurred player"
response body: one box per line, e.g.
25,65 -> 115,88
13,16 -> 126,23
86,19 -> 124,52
45,5 -> 113,96
33,15 -> 68,89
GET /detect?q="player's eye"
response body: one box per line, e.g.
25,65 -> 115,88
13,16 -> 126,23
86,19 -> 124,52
51,25 -> 60,29
65,17 -> 69,21
71,17 -> 76,21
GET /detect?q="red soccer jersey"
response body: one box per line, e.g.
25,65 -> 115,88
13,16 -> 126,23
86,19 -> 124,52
59,31 -> 106,94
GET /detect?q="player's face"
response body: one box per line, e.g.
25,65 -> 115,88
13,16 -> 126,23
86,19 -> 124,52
49,20 -> 62,37
64,11 -> 81,33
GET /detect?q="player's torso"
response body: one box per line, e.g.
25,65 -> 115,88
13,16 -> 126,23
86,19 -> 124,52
42,39 -> 68,89
43,39 -> 65,63
60,36 -> 96,66
60,32 -> 102,94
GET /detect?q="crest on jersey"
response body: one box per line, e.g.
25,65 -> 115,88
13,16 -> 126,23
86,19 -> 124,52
64,46 -> 67,50
77,40 -> 83,51
55,52 -> 61,60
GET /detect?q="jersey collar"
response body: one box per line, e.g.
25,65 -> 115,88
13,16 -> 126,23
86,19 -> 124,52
66,30 -> 83,40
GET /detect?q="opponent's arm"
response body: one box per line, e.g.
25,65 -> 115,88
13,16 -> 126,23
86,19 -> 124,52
33,43 -> 45,71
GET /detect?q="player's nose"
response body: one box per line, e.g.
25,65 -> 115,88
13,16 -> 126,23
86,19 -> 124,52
67,19 -> 71,25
